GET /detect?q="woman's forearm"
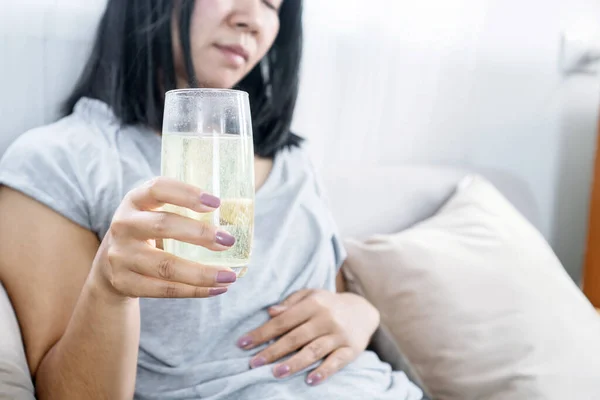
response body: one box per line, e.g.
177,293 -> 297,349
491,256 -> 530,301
35,278 -> 140,400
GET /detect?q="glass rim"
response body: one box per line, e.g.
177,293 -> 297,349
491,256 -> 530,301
165,88 -> 249,97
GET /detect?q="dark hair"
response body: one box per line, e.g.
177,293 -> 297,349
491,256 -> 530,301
64,0 -> 303,157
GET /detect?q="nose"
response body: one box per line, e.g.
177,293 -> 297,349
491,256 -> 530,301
229,0 -> 262,35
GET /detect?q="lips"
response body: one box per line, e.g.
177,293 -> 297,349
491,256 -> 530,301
215,44 -> 250,62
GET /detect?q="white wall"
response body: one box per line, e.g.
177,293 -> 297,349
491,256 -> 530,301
294,0 -> 600,282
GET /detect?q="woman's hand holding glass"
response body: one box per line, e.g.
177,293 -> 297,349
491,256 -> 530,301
90,177 -> 238,300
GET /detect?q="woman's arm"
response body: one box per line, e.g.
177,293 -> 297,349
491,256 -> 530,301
0,178 -> 237,399
0,187 -> 140,399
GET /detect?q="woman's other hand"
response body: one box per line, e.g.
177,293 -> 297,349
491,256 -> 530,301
91,177 -> 238,300
237,289 -> 380,386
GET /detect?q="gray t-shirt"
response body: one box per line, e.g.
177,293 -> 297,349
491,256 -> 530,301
0,98 -> 422,400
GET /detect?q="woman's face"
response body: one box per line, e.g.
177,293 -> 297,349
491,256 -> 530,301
173,0 -> 282,88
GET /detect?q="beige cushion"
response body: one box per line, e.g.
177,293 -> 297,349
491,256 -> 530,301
343,175 -> 600,400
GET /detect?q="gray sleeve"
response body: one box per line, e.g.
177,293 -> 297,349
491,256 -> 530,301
331,233 -> 347,271
0,126 -> 92,231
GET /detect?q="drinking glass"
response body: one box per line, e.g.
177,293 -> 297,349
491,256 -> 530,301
161,89 -> 255,277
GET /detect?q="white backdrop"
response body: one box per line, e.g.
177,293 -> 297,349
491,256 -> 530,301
293,0 -> 600,281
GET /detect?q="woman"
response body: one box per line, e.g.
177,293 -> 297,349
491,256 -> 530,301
0,1 -> 423,399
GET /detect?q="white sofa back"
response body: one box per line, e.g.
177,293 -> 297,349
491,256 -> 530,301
0,0 -> 107,157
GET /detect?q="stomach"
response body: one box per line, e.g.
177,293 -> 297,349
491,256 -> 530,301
135,350 -> 422,400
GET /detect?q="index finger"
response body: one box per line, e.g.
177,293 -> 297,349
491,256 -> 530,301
128,177 -> 220,213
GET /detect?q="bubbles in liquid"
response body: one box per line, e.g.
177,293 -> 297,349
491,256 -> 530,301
161,133 -> 255,271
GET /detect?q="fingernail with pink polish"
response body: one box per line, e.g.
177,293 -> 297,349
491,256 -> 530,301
269,305 -> 286,313
216,271 -> 237,284
250,356 -> 266,369
306,373 -> 323,386
237,336 -> 253,348
274,364 -> 291,378
200,193 -> 221,208
215,231 -> 236,247
209,287 -> 228,297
